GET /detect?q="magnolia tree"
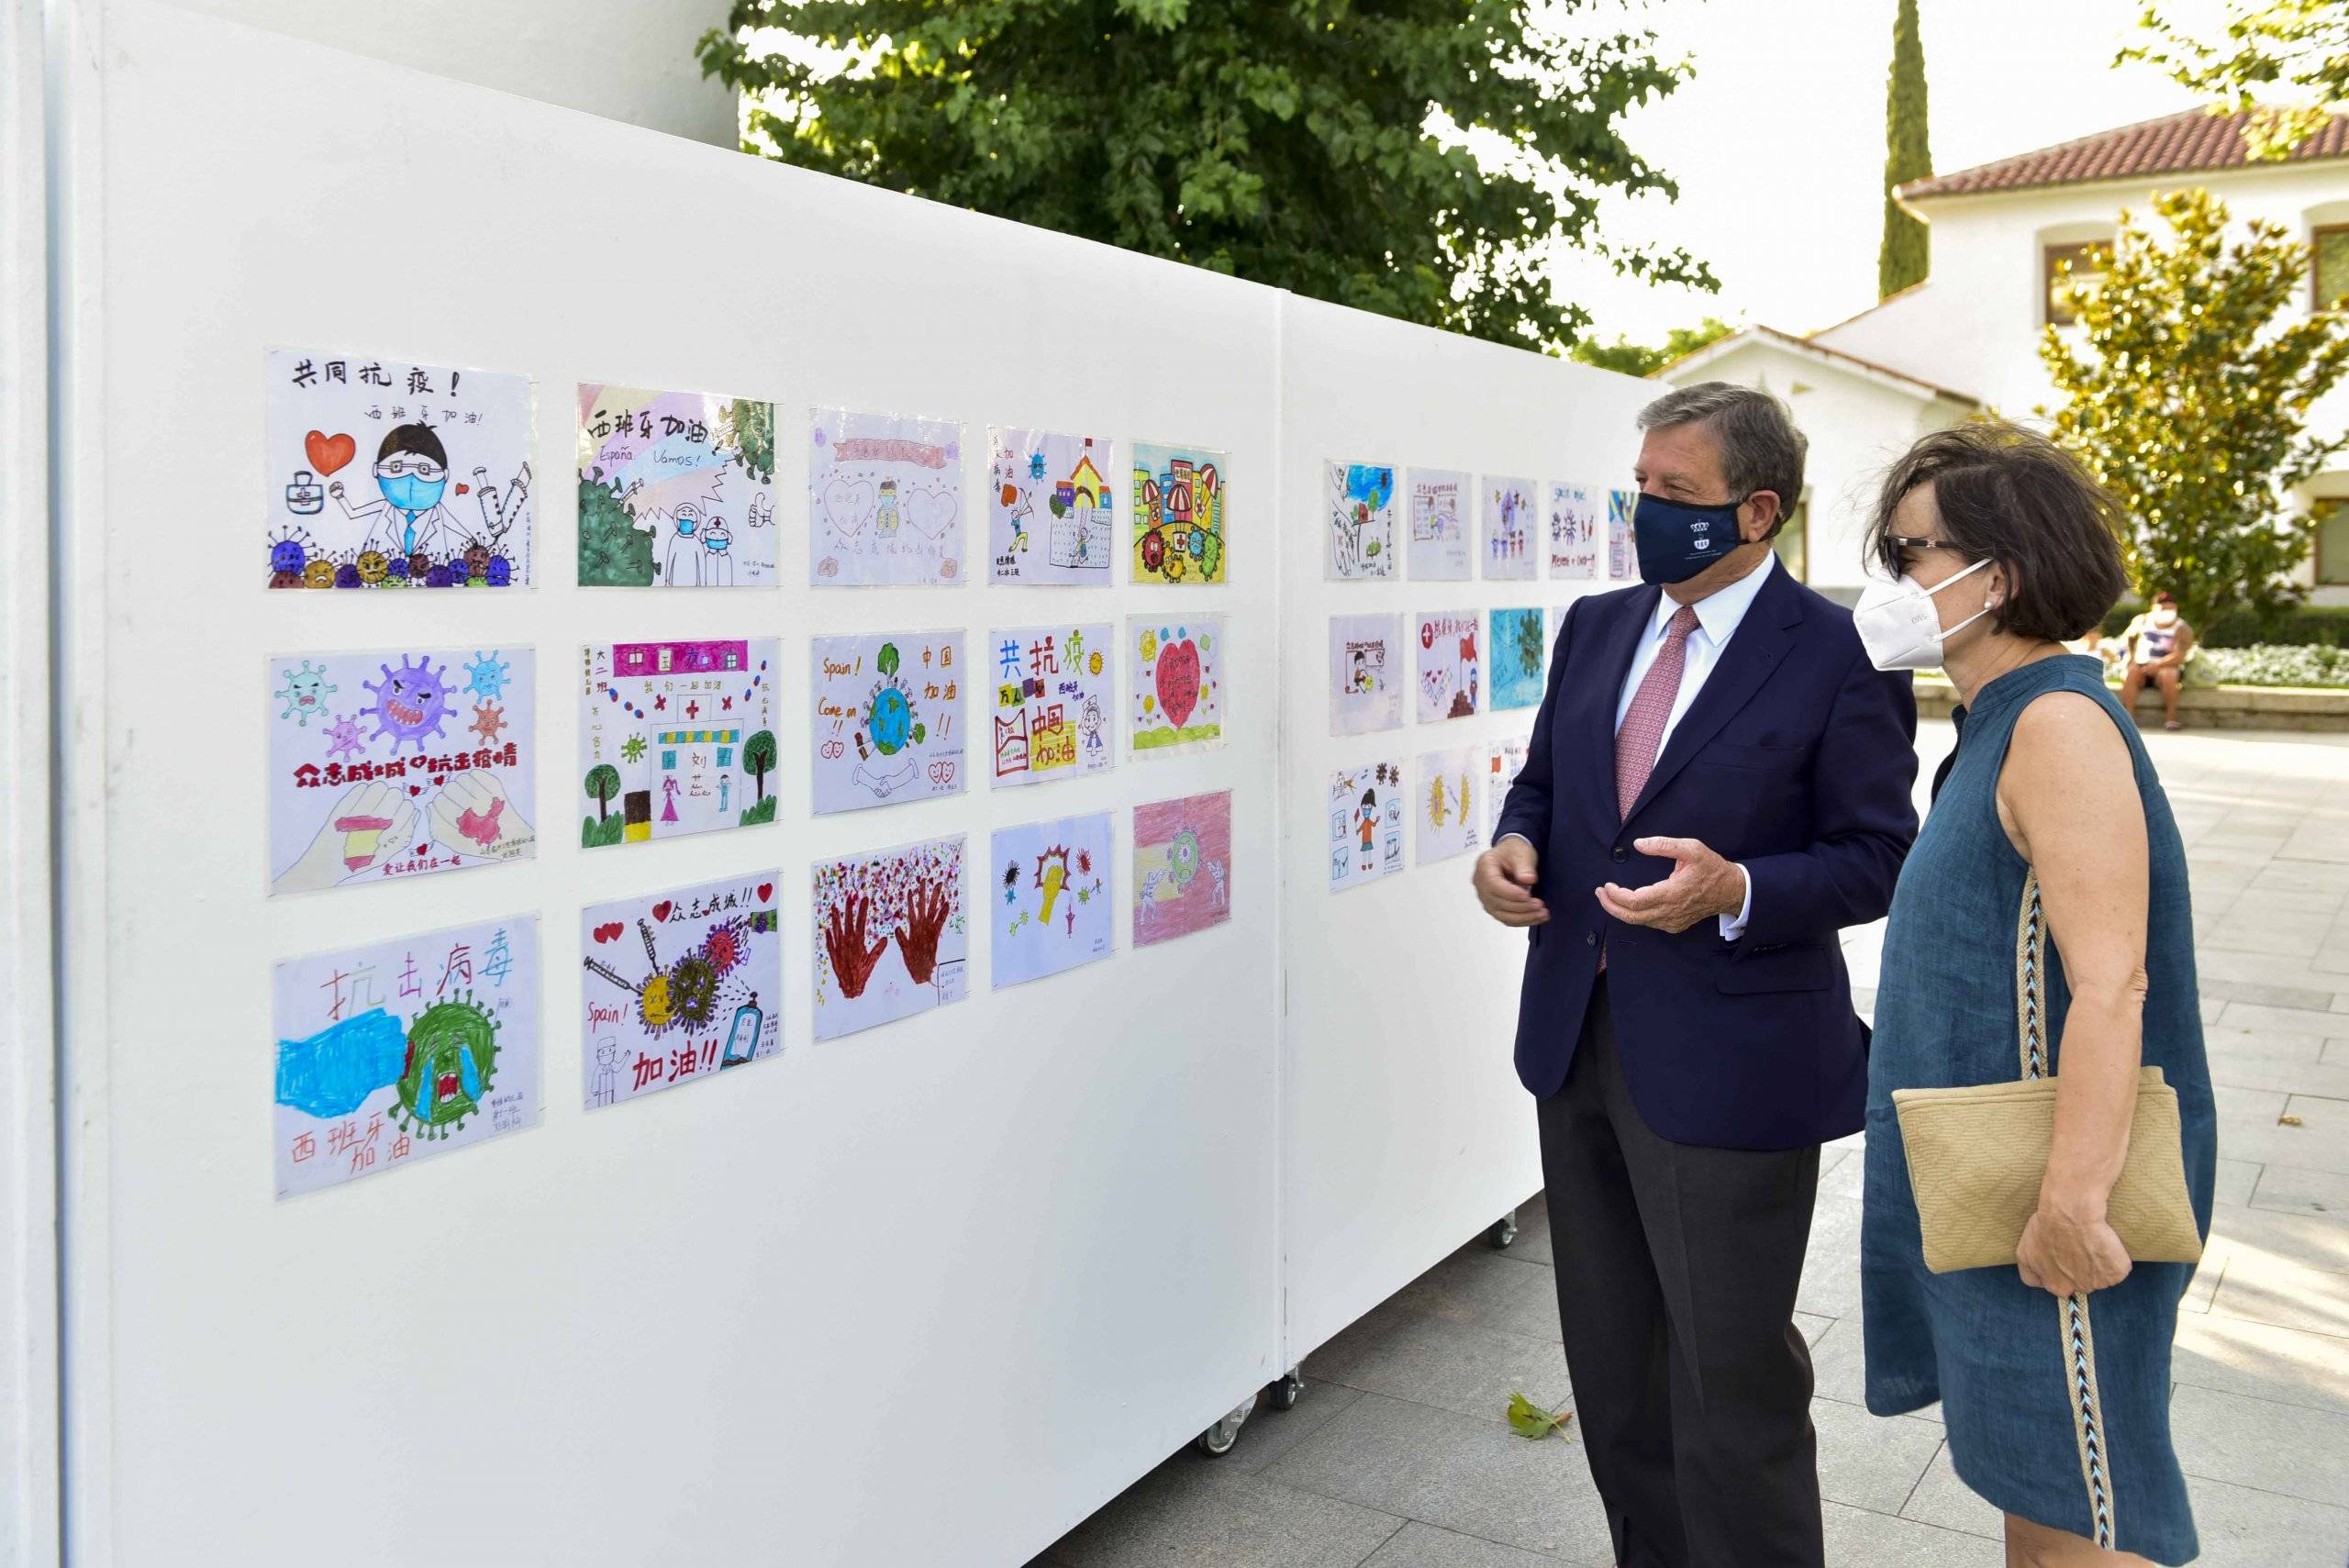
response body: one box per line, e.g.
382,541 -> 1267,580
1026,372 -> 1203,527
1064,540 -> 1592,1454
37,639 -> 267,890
2039,187 -> 2349,624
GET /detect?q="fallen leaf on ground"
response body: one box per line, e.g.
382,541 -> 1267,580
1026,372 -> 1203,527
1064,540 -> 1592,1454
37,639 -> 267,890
1506,1390 -> 1575,1440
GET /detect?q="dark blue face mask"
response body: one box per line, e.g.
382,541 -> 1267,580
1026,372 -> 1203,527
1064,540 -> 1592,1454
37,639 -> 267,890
1633,491 -> 1750,584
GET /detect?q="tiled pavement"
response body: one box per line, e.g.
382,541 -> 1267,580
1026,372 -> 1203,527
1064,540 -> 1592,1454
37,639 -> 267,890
1029,726 -> 2349,1567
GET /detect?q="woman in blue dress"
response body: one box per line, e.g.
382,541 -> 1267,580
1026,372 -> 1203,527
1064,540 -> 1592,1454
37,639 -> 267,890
1854,424 -> 2216,1566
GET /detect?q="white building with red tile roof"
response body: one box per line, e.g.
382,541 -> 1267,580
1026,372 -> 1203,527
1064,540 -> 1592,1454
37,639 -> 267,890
1664,107 -> 2349,603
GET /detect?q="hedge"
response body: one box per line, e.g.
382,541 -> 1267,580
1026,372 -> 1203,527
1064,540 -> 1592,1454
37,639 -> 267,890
2100,600 -> 2349,648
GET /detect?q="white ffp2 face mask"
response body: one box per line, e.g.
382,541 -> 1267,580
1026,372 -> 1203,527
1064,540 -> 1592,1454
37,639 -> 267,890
1853,557 -> 1994,671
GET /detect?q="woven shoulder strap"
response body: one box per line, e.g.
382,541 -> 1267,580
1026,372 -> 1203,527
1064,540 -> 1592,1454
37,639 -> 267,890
2015,871 -> 2048,1082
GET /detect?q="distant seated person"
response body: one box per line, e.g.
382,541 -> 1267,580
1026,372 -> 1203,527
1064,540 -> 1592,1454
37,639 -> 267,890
2116,591 -> 2196,731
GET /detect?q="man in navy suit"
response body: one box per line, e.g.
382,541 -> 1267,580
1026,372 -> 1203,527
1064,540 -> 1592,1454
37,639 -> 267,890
1478,383 -> 1918,1567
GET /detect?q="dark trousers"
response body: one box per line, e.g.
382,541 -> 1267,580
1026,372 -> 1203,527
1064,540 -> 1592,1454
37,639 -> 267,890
1537,977 -> 1825,1568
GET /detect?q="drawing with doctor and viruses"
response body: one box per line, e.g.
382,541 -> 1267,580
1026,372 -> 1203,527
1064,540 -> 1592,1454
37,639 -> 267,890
582,872 -> 783,1110
263,348 -> 533,592
577,384 -> 776,588
579,638 -> 779,847
267,647 -> 538,895
273,916 -> 540,1198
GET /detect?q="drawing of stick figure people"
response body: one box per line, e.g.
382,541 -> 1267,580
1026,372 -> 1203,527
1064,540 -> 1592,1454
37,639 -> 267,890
701,515 -> 735,586
664,504 -> 706,586
660,775 -> 682,824
331,424 -> 466,560
592,1039 -> 621,1107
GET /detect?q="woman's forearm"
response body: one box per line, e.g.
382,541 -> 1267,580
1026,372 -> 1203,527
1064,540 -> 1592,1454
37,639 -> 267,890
2041,975 -> 2146,1217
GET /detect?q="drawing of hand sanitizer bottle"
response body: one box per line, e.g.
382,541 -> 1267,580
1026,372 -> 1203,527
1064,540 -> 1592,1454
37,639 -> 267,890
720,992 -> 763,1068
284,470 -> 325,516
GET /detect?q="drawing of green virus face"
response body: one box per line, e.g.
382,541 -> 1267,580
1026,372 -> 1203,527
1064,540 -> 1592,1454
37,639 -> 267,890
394,994 -> 500,1140
1167,828 -> 1202,890
274,659 -> 338,726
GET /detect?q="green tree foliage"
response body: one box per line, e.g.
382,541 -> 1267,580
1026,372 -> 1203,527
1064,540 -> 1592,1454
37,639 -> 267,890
584,763 -> 621,821
2123,2 -> 2348,161
742,729 -> 778,802
1568,316 -> 1735,378
577,469 -> 654,587
1878,0 -> 1931,299
2039,188 -> 2349,624
698,0 -> 1715,351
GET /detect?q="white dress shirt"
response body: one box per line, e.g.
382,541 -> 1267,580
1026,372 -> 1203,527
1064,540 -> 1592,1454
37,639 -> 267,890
1503,552 -> 1774,940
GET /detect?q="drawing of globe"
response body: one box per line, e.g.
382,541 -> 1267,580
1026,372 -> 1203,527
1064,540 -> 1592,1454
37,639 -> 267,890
869,686 -> 914,754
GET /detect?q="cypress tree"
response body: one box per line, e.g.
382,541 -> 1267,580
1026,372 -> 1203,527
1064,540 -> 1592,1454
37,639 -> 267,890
1878,0 -> 1932,299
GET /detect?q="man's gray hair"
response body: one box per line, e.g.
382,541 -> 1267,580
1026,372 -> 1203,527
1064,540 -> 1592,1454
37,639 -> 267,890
1636,382 -> 1807,535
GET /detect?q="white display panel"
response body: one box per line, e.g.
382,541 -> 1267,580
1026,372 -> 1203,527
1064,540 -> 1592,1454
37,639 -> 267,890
54,6 -> 1277,1564
1275,297 -> 1653,1367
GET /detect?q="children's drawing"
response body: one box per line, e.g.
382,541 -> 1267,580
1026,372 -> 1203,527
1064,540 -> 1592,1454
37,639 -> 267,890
1326,460 -> 1397,580
989,812 -> 1115,990
808,407 -> 963,585
1328,613 -> 1404,737
1483,474 -> 1536,580
1548,482 -> 1598,579
810,630 -> 965,814
1132,791 -> 1231,948
1130,440 -> 1229,584
579,639 -> 778,847
268,647 -> 537,895
1130,616 -> 1224,755
576,384 -> 775,588
989,623 -> 1113,789
1328,762 -> 1407,893
1490,607 -> 1547,712
989,428 -> 1115,584
1415,746 -> 1484,866
265,348 -> 533,592
1407,468 -> 1470,580
581,872 -> 781,1110
1415,610 -> 1480,723
273,916 -> 540,1197
1486,740 -> 1531,841
1608,488 -> 1638,580
812,835 -> 967,1040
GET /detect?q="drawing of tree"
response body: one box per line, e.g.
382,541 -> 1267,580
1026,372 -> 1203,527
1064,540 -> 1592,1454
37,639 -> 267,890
584,763 -> 621,821
721,398 -> 775,484
1510,611 -> 1545,677
743,729 -> 777,802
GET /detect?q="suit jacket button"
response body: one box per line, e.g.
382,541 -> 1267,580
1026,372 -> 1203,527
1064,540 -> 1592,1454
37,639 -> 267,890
1611,846 -> 1628,862
1585,931 -> 1598,947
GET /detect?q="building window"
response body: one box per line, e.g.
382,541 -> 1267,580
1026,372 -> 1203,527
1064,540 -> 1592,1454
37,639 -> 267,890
2044,240 -> 2112,327
1774,497 -> 1808,582
2315,225 -> 2349,310
2318,498 -> 2349,586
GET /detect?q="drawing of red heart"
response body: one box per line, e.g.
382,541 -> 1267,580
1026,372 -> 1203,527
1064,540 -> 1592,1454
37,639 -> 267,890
407,784 -> 422,795
1155,639 -> 1202,729
756,882 -> 774,904
593,921 -> 625,943
415,844 -> 429,856
651,900 -> 674,923
455,483 -> 470,495
304,429 -> 355,476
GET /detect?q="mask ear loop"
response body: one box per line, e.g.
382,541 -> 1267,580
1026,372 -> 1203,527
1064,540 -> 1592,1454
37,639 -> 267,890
1928,556 -> 1997,640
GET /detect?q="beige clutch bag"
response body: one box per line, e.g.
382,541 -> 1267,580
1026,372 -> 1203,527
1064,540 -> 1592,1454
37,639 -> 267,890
1890,870 -> 2203,1275
1892,1066 -> 2203,1273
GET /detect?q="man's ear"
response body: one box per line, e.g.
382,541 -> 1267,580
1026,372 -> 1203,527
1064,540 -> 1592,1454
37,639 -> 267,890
1740,490 -> 1782,543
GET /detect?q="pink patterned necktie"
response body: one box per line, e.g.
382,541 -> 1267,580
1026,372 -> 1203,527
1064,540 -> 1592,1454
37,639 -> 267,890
1600,606 -> 1698,973
1617,604 -> 1701,820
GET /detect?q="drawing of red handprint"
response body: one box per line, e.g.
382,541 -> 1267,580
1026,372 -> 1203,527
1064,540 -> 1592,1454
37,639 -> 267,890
895,873 -> 951,986
824,888 -> 890,999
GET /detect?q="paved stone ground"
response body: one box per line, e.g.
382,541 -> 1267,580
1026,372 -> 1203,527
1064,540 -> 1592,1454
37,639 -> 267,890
1029,726 -> 2349,1567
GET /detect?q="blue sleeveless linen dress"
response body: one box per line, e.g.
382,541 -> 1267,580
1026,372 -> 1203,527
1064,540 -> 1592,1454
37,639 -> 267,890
1862,655 -> 2216,1564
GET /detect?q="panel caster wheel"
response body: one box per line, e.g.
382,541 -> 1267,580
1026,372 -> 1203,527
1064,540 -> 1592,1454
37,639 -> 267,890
1196,1393 -> 1258,1457
1267,1369 -> 1304,1411
1487,1212 -> 1519,1250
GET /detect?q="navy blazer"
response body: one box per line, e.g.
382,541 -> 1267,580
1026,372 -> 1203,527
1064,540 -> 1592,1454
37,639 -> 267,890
1494,564 -> 1919,1151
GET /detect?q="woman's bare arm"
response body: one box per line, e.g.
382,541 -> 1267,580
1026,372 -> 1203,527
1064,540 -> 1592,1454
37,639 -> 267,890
1996,689 -> 2148,1296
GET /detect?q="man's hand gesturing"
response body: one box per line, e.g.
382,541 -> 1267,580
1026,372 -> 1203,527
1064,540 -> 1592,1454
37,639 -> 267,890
1474,837 -> 1549,928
